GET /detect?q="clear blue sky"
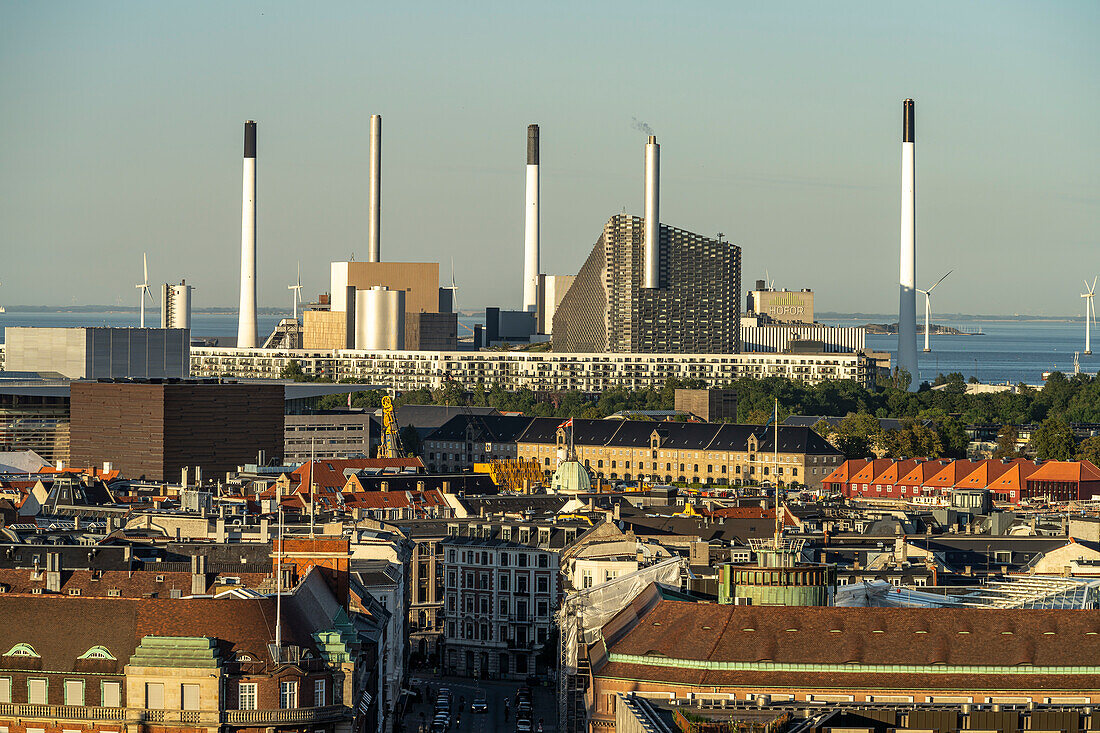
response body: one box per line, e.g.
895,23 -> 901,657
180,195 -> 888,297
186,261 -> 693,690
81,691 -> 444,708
1,1 -> 1096,315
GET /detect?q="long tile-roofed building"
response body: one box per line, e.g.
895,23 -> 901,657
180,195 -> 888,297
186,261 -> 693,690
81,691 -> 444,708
829,457 -> 1100,504
585,584 -> 1100,728
425,415 -> 843,488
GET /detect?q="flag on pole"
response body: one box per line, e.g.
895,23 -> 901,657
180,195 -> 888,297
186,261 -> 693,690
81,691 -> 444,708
558,418 -> 574,430
348,392 -> 352,408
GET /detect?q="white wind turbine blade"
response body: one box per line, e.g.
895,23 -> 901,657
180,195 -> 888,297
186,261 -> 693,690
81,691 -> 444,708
927,269 -> 953,294
143,252 -> 148,286
449,257 -> 459,310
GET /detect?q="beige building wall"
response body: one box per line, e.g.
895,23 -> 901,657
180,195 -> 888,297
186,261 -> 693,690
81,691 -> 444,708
331,262 -> 440,316
304,310 -> 350,349
517,439 -> 833,488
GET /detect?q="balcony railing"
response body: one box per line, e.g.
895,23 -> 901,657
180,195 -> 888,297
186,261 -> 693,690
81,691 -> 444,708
0,703 -> 349,727
224,704 -> 349,725
0,703 -> 126,721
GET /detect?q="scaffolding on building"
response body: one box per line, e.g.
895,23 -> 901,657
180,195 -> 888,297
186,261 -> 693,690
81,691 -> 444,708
556,555 -> 686,733
835,576 -> 1100,610
473,459 -> 543,492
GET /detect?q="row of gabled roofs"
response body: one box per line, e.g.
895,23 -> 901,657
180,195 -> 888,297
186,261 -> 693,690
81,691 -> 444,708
824,457 -> 1100,496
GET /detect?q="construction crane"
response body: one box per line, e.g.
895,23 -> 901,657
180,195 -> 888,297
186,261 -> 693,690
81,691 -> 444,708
377,395 -> 405,459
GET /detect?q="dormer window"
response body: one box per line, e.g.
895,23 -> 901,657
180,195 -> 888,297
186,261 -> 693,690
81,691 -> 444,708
78,646 -> 115,661
4,643 -> 40,658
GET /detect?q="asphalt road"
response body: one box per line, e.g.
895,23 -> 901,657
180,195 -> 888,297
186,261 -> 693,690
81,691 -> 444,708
403,675 -> 557,733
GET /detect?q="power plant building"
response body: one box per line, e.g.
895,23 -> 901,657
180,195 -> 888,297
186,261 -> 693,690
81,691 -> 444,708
552,215 -> 741,353
302,261 -> 457,350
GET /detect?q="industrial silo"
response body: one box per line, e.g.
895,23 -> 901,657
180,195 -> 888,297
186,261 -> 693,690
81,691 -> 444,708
355,286 -> 405,350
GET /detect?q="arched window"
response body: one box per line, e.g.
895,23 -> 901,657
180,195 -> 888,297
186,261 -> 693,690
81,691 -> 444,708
78,646 -> 116,661
4,643 -> 39,658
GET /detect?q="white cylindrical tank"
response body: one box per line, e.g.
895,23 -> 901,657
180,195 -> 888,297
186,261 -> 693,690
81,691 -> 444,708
170,284 -> 192,330
355,286 -> 405,350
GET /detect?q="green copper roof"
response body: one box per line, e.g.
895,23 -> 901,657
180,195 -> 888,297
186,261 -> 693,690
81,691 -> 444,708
128,636 -> 220,669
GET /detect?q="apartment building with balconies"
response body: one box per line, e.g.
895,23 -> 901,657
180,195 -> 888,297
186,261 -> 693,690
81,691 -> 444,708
440,531 -> 563,680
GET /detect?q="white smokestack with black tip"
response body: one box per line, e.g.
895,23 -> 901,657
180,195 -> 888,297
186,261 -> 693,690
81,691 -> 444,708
898,99 -> 917,387
522,124 -> 540,312
368,114 -> 382,263
237,120 -> 258,348
643,135 -> 660,289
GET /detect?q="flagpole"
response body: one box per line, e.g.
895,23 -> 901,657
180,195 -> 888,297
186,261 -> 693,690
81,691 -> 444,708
275,505 -> 283,651
774,398 -> 781,546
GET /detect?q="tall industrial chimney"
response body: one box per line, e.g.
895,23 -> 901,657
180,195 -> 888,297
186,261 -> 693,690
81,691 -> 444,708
898,99 -> 917,387
643,135 -> 660,289
368,114 -> 382,263
237,121 -> 258,348
522,124 -> 540,312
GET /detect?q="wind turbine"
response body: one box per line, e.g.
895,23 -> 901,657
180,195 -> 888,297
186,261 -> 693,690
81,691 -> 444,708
916,269 -> 952,353
288,261 -> 303,321
444,258 -> 459,311
1083,277 -> 1097,355
444,259 -> 475,340
135,253 -> 154,328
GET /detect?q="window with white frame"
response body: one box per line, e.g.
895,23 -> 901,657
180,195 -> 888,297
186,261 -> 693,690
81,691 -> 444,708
314,678 -> 326,706
145,682 -> 164,709
0,677 -> 10,703
280,680 -> 298,709
182,684 -> 200,711
238,682 -> 258,710
64,679 -> 84,706
27,678 -> 47,705
101,681 -> 121,708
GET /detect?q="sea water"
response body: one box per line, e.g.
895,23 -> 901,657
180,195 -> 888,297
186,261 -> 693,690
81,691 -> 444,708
0,311 -> 1091,385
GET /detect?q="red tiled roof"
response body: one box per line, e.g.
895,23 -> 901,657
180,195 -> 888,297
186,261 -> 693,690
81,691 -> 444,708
924,459 -> 981,488
872,458 -> 921,485
345,491 -> 412,510
710,507 -> 772,520
895,460 -> 949,486
289,458 -> 423,492
987,461 -> 1043,492
40,466 -> 122,481
847,459 -> 895,485
821,459 -> 868,485
1027,460 -> 1100,483
955,459 -> 1016,490
600,594 -> 1100,671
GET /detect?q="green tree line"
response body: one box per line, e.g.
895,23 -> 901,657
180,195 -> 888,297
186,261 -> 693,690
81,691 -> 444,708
280,360 -> 1100,461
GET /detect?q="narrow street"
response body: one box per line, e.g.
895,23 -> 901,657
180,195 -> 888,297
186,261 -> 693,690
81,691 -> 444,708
402,675 -> 557,733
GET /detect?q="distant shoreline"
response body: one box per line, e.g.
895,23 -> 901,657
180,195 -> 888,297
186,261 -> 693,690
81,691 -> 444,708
0,306 -> 1080,321
0,305 -> 286,315
820,312 -> 1076,323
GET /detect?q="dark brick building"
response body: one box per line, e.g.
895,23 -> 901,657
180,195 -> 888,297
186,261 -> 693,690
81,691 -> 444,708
70,381 -> 283,481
